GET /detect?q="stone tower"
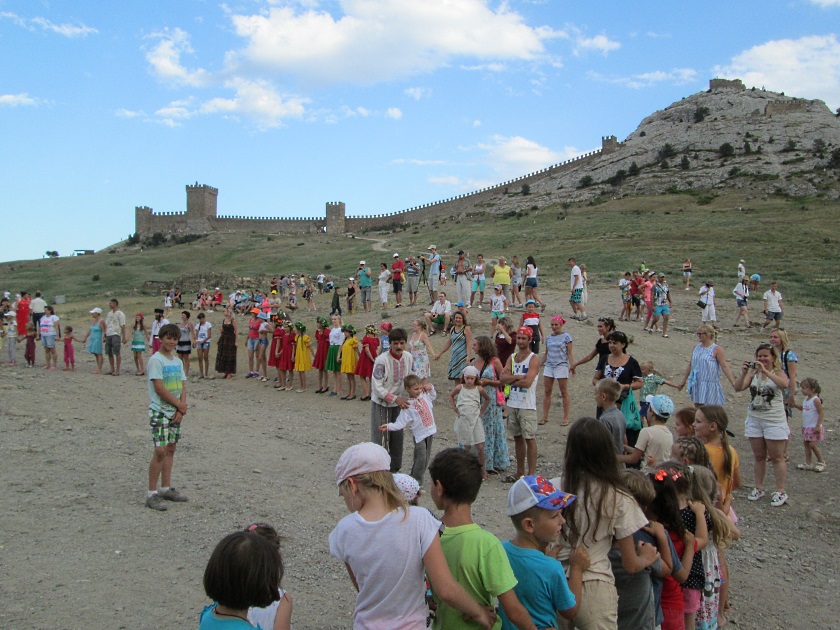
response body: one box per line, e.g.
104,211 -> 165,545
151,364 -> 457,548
601,135 -> 619,154
325,201 -> 346,234
186,183 -> 218,233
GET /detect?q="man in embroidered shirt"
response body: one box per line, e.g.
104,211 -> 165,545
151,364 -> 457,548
371,327 -> 415,472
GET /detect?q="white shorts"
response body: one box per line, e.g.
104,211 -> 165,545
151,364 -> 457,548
544,365 -> 569,379
744,416 -> 790,441
455,411 -> 485,446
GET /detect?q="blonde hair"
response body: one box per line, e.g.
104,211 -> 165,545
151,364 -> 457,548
755,343 -> 781,370
697,324 -> 717,343
639,360 -> 664,377
622,470 -> 655,508
689,465 -> 733,548
771,329 -> 790,351
596,378 -> 621,403
800,377 -> 821,396
340,471 -> 407,516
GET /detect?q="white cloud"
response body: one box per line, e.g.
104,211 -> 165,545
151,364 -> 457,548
472,119 -> 482,128
714,34 -> 840,108
200,78 -> 308,129
589,67 -> 698,89
574,33 -> 620,56
114,108 -> 145,118
228,0 -> 555,84
0,93 -> 40,107
428,175 -> 462,186
386,107 -> 402,119
404,87 -> 431,100
145,28 -> 211,87
478,135 -> 564,177
0,12 -> 97,37
809,0 -> 840,6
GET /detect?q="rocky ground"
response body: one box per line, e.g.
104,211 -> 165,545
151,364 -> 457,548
0,284 -> 836,629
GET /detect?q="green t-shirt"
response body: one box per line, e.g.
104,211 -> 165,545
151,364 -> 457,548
432,523 -> 518,630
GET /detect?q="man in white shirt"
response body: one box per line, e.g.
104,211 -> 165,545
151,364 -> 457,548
105,298 -> 127,375
424,292 -> 451,335
762,281 -> 784,330
737,259 -> 746,279
568,257 -> 587,320
500,327 -> 541,479
29,291 -> 48,329
420,245 -> 441,303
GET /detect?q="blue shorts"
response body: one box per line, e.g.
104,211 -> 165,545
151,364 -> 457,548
524,277 -> 538,288
247,337 -> 259,351
737,298 -> 747,308
471,278 -> 486,292
570,288 -> 583,303
197,342 -> 211,350
259,337 -> 269,347
41,335 -> 56,348
765,311 -> 782,321
491,311 -> 505,319
654,304 -> 670,316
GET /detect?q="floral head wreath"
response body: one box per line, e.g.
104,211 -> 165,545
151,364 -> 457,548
316,316 -> 329,327
294,321 -> 306,332
365,324 -> 377,335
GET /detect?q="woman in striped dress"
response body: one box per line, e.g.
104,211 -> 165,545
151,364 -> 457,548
678,324 -> 737,406
473,335 -> 510,474
435,311 -> 472,383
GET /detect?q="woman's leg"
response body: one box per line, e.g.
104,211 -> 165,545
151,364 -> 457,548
558,378 -> 570,425
749,437 -> 768,489
766,439 -> 787,492
540,376 -> 554,425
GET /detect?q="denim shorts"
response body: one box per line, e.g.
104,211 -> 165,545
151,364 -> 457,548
247,337 -> 259,351
41,335 -> 56,348
737,298 -> 747,308
259,337 -> 269,347
197,342 -> 211,350
524,277 -> 538,288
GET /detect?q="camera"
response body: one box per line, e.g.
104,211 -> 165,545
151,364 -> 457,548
747,362 -> 757,369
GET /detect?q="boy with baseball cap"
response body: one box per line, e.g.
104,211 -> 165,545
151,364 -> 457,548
619,394 -> 675,472
502,476 -> 589,628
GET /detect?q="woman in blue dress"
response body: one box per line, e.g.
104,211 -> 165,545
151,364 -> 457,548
678,324 -> 737,406
435,311 -> 472,382
81,307 -> 106,374
472,335 -> 510,474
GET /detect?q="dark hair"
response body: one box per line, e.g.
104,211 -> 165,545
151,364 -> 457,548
158,323 -> 180,340
182,311 -> 191,319
597,317 -> 616,332
526,255 -> 536,267
606,330 -> 629,351
453,311 -> 468,326
562,418 -> 628,544
428,447 -> 483,504
203,531 -> 282,610
474,335 -> 497,362
388,327 -> 408,343
648,462 -> 687,538
110,298 -> 119,306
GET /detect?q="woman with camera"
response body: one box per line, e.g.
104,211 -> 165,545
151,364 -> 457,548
678,324 -> 737,406
733,343 -> 791,507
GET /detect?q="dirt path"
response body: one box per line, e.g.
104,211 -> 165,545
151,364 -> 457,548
0,284 -> 834,628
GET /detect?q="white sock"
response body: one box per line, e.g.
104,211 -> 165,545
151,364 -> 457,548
159,486 -> 169,493
146,490 -> 157,499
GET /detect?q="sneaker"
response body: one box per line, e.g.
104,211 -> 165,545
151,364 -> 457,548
145,494 -> 168,511
477,304 -> 482,309
158,487 -> 189,502
814,462 -> 827,473
770,491 -> 788,507
747,488 -> 766,501
797,463 -> 816,471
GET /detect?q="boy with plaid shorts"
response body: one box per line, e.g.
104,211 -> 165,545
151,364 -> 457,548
145,323 -> 189,511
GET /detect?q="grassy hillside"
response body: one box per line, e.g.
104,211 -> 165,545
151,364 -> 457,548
3,191 -> 838,310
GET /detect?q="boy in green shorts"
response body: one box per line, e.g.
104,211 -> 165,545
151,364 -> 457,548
145,323 -> 189,511
502,476 -> 589,628
428,448 -> 537,630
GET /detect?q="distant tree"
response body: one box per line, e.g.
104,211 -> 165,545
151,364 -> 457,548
812,139 -> 826,157
744,141 -> 753,155
608,169 -> 627,187
628,162 -> 641,176
639,131 -> 647,137
521,183 -> 531,196
718,143 -> 735,158
828,148 -> 840,169
836,107 -> 840,117
693,106 -> 710,123
45,250 -> 59,258
781,140 -> 797,153
577,175 -> 594,189
127,232 -> 141,245
680,155 -> 690,170
657,144 -> 677,161
660,159 -> 670,170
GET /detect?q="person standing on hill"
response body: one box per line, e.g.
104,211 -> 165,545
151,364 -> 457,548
405,255 -> 421,307
105,298 -> 127,376
391,253 -> 405,308
568,258 -> 587,320
453,250 -> 472,307
490,256 -> 512,307
30,291 -> 47,330
420,245 -> 441,304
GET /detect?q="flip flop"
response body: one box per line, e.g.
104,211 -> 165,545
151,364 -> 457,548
502,474 -> 522,483
538,419 -> 548,425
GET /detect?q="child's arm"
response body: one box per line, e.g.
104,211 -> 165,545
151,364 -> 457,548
672,531 -> 695,583
496,590 -> 537,630
689,502 -> 709,551
478,388 -> 490,417
617,446 -> 644,466
814,397 -> 824,428
537,321 -> 544,338
643,522 -> 673,575
616,534 -> 660,574
449,386 -> 462,414
343,562 -> 360,592
662,378 -> 680,389
423,537 -> 496,630
379,408 -> 412,432
559,545 -> 590,620
273,591 -> 293,630
152,380 -> 188,416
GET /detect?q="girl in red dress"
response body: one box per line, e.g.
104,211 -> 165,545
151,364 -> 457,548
269,314 -> 286,390
313,316 -> 330,393
278,321 -> 296,391
355,324 -> 380,401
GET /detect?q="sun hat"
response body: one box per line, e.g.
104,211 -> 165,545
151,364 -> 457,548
427,244 -> 437,250
507,475 -> 577,516
348,277 -> 355,281
89,307 -> 103,314
257,312 -> 269,320
646,394 -> 675,419
393,473 -> 420,503
462,365 -> 479,379
494,284 -> 503,290
456,301 -> 466,307
380,321 -> 393,332
516,326 -> 533,338
335,442 -> 391,486
251,307 -> 260,314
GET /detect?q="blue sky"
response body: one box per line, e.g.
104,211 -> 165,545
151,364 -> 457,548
2,0 -> 839,263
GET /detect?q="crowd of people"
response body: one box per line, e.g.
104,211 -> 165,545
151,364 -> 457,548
1,249 -> 825,630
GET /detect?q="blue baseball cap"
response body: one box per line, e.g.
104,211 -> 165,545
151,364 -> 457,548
646,394 -> 675,419
507,475 -> 576,516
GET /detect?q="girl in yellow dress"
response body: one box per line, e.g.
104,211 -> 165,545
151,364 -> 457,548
338,324 -> 359,400
293,321 -> 313,392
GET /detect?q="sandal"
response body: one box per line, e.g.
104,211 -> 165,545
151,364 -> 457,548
797,463 -> 816,471
538,419 -> 548,426
502,474 -> 522,483
814,462 -> 827,472
345,396 -> 356,401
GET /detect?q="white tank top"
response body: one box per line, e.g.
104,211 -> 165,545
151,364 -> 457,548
509,351 -> 538,410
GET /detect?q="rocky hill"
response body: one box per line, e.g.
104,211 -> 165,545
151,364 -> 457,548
511,79 -> 840,208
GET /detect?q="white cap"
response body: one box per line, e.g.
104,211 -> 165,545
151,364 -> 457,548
359,260 -> 365,265
393,253 -> 399,258
3,311 -> 15,317
89,307 -> 102,314
428,244 -> 436,250
348,277 -> 355,281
